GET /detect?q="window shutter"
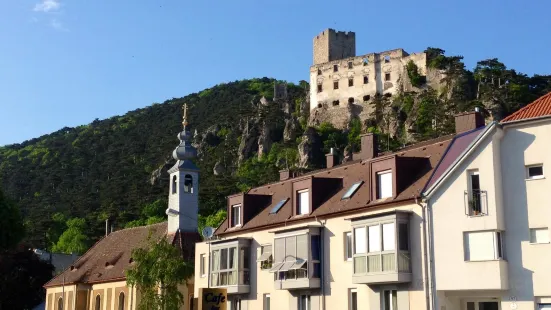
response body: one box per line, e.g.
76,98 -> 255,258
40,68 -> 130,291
465,231 -> 495,260
297,234 -> 308,261
274,238 -> 285,263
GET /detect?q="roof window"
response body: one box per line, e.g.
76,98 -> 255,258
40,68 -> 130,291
342,181 -> 364,200
270,198 -> 289,214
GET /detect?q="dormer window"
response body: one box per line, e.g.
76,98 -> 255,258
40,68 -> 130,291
184,174 -> 193,193
376,171 -> 393,199
172,176 -> 177,194
232,204 -> 241,227
297,189 -> 309,215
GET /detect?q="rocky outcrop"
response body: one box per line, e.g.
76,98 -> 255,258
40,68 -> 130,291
213,161 -> 225,176
283,118 -> 299,142
298,127 -> 322,168
150,157 -> 175,186
257,121 -> 272,159
238,119 -> 260,163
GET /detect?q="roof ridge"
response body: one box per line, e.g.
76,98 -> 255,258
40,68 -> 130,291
502,91 -> 551,122
108,221 -> 168,235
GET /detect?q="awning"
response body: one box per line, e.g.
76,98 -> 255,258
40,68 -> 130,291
289,259 -> 307,270
277,261 -> 296,272
269,262 -> 284,273
256,251 -> 272,262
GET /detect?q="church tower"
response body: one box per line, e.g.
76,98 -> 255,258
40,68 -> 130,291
166,104 -> 199,234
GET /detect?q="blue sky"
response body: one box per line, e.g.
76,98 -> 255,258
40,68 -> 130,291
1,0 -> 550,146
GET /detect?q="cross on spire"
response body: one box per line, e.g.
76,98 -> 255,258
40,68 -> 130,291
182,103 -> 188,128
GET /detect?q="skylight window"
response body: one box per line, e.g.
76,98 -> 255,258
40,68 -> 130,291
270,198 -> 289,214
342,181 -> 364,200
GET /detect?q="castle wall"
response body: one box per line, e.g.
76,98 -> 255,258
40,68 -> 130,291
313,29 -> 356,65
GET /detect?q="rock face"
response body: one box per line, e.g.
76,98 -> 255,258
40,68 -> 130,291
298,127 -> 322,168
283,118 -> 299,143
213,161 -> 225,176
238,119 -> 260,163
257,121 -> 272,159
150,157 -> 175,186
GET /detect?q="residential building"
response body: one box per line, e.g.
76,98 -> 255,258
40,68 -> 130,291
423,92 -> 551,310
43,105 -> 201,310
193,113 -> 486,310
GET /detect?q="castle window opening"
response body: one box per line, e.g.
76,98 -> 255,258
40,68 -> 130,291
348,78 -> 354,87
384,93 -> 392,98
348,62 -> 353,69
385,73 -> 391,81
333,64 -> 338,72
363,58 -> 369,66
363,95 -> 370,102
348,97 -> 354,104
317,103 -> 323,108
317,84 -> 323,93
317,68 -> 322,75
334,81 -> 339,90
363,76 -> 369,84
384,55 -> 390,63
332,100 -> 340,106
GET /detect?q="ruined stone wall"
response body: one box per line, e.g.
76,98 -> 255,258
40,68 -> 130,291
313,29 -> 356,65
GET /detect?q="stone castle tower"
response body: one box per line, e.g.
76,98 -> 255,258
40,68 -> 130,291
166,104 -> 199,234
313,29 -> 356,65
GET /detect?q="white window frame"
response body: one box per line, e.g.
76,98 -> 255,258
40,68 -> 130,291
526,164 -> 544,180
200,253 -> 206,277
349,288 -> 358,310
464,231 -> 503,261
298,294 -> 311,310
264,294 -> 271,310
231,204 -> 241,227
377,170 -> 393,199
530,227 -> 550,244
297,189 -> 310,215
345,232 -> 353,261
382,290 -> 397,310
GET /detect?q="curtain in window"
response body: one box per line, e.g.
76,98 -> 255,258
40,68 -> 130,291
212,250 -> 220,271
229,248 -> 236,269
220,249 -> 228,270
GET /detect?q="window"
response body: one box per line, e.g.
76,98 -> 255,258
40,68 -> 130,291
368,225 -> 381,252
57,297 -> 63,310
270,198 -> 288,214
211,245 -> 249,286
317,69 -> 321,75
317,84 -> 323,93
464,231 -> 503,261
384,55 -> 391,63
297,189 -> 309,215
466,301 -> 499,310
385,73 -> 391,81
264,294 -> 271,310
398,223 -> 409,251
377,170 -> 393,199
468,170 -> 482,215
382,223 -> 396,251
271,234 -> 310,279
345,232 -> 352,261
530,228 -> 549,244
363,75 -> 369,84
184,174 -> 193,193
527,164 -> 544,179
299,295 -> 311,310
349,289 -> 358,310
311,235 -> 321,260
332,100 -> 340,106
258,245 -> 273,269
172,176 -> 177,194
231,204 -> 241,227
95,295 -> 101,310
354,227 -> 367,254
348,97 -> 354,104
363,95 -> 370,102
363,58 -> 369,66
342,181 -> 363,200
334,81 -> 339,89
231,298 -> 241,310
383,290 -> 397,310
334,64 -> 338,72
118,292 -> 125,310
348,62 -> 353,69
200,254 -> 206,276
349,78 -> 354,87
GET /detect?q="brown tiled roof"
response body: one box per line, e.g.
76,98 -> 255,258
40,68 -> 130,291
501,92 -> 551,122
216,136 -> 453,236
44,222 -> 200,288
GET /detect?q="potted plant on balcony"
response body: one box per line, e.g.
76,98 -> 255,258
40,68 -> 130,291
468,200 -> 480,215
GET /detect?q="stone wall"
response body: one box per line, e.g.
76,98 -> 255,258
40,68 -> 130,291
313,29 -> 356,65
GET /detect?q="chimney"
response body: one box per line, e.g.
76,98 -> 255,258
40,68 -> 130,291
279,169 -> 290,181
326,148 -> 338,168
357,133 -> 378,160
455,109 -> 485,134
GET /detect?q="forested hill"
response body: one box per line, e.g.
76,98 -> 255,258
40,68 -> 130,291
0,78 -> 308,248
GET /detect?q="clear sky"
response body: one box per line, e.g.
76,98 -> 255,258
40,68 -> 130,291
1,0 -> 550,146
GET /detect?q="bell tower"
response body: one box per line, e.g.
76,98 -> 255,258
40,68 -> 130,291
166,104 -> 199,234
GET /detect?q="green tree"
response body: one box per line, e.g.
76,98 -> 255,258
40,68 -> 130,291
52,218 -> 89,255
0,188 -> 25,251
126,236 -> 193,310
198,209 -> 227,234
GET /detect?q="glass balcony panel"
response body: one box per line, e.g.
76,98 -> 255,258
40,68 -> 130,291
398,252 -> 410,272
354,256 -> 367,274
367,255 -> 381,272
382,253 -> 395,271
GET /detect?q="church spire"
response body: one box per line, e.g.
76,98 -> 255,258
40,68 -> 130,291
172,103 -> 197,162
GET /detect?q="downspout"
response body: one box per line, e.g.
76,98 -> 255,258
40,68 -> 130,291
130,284 -> 134,310
416,197 -> 432,310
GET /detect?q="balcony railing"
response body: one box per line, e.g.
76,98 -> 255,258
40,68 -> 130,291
210,270 -> 250,287
464,190 -> 488,216
353,251 -> 410,274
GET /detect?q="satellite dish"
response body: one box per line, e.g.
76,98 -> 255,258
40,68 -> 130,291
202,226 -> 214,239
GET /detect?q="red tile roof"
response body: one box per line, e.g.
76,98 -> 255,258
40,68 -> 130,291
215,135 -> 453,236
501,92 -> 551,123
44,222 -> 200,288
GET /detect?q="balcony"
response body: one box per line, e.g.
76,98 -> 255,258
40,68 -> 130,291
350,211 -> 412,285
464,189 -> 488,216
209,238 -> 251,294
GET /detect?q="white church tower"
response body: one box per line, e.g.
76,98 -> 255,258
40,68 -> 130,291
166,104 -> 199,234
